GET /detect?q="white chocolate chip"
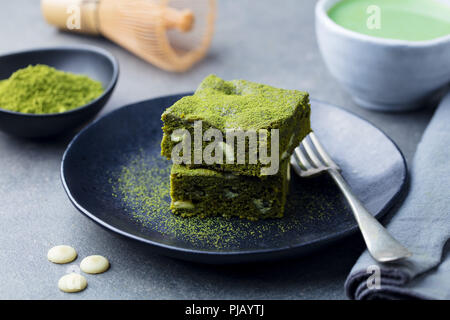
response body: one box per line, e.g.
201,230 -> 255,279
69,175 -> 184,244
224,189 -> 238,198
80,255 -> 110,274
287,133 -> 295,147
47,245 -> 77,264
281,134 -> 296,160
173,200 -> 195,209
58,273 -> 87,293
253,199 -> 273,214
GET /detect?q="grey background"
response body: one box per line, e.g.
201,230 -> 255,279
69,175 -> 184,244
0,0 -> 436,299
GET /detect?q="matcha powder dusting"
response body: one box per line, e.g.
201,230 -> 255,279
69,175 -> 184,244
0,64 -> 104,114
108,150 -> 338,250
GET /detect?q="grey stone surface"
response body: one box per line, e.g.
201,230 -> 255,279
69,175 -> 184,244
0,0 -> 436,299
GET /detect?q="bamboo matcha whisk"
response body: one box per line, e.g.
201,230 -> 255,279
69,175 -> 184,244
41,0 -> 216,72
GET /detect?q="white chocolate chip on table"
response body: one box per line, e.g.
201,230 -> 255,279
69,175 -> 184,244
58,273 -> 87,293
80,255 -> 110,274
47,245 -> 77,264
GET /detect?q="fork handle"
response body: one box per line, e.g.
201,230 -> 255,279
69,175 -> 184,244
328,169 -> 411,262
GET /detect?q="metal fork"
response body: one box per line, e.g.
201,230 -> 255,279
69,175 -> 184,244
290,132 -> 412,263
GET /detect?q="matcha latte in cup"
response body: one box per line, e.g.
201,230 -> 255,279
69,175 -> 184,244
316,0 -> 450,111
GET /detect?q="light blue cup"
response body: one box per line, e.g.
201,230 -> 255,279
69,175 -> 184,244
315,0 -> 450,112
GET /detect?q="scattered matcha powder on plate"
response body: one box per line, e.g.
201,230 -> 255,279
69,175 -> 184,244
109,150 -> 340,250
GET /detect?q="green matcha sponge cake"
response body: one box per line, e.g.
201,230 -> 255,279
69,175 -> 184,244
161,75 -> 311,177
162,75 -> 311,220
170,160 -> 291,220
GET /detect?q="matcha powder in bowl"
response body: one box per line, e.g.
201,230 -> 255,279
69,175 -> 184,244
0,64 -> 104,114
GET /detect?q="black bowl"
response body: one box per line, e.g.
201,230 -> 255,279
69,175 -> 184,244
0,46 -> 119,138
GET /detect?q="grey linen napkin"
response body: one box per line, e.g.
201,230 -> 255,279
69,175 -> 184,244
345,92 -> 450,300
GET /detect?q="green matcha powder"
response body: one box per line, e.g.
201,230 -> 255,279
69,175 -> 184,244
0,64 -> 103,114
109,150 -> 339,250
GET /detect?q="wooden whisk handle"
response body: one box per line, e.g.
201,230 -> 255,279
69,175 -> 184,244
163,8 -> 194,32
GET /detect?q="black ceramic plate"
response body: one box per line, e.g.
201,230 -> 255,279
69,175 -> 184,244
61,94 -> 407,264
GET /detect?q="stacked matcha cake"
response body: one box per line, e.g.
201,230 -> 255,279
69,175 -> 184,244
161,75 -> 311,220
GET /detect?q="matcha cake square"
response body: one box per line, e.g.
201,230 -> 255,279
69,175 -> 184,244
169,160 -> 291,220
161,75 -> 310,177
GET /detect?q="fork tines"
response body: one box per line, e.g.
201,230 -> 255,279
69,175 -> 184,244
290,132 -> 340,177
